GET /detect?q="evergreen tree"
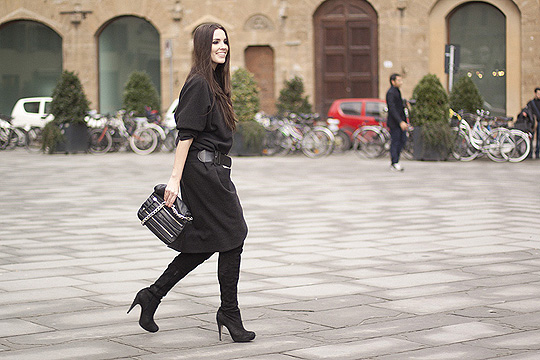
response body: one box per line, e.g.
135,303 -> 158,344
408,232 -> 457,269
449,76 -> 483,113
42,70 -> 90,153
276,76 -> 312,115
231,68 -> 260,122
122,71 -> 160,116
231,68 -> 265,150
410,74 -> 453,151
50,70 -> 90,125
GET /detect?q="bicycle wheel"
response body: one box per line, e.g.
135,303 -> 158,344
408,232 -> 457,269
130,128 -> 159,155
452,129 -> 478,161
12,127 -> 27,148
0,127 -> 9,150
25,127 -> 43,153
262,129 -> 292,156
485,127 -> 509,162
301,127 -> 334,158
89,128 -> 113,154
500,129 -> 531,162
162,130 -> 176,152
332,129 -> 352,153
402,130 -> 414,160
353,128 -> 385,158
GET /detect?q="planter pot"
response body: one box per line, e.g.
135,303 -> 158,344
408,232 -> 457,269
230,123 -> 264,156
412,126 -> 448,161
56,123 -> 90,154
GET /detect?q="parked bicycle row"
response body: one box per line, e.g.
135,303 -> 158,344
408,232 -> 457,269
2,108 -> 531,162
86,109 -> 176,155
0,109 -> 177,155
255,111 -> 411,159
256,113 -> 335,158
254,108 -> 532,162
450,109 -> 531,162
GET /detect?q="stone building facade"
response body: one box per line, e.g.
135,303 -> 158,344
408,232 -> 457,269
1,0 -> 539,118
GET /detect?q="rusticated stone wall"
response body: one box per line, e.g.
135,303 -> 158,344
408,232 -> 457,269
1,0 -> 538,116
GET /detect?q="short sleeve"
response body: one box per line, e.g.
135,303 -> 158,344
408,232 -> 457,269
175,75 -> 212,141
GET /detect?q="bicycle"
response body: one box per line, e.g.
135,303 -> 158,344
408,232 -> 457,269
452,110 -> 530,162
88,111 -> 159,155
326,118 -> 352,153
351,119 -> 413,160
0,116 -> 13,150
261,113 -> 334,158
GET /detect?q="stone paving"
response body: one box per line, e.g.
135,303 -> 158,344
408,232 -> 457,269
0,149 -> 539,360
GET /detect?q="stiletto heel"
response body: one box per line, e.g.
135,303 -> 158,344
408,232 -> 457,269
127,288 -> 161,333
127,295 -> 140,314
217,318 -> 223,341
216,308 -> 255,342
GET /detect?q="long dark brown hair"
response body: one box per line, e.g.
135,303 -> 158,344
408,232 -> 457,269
187,23 -> 236,130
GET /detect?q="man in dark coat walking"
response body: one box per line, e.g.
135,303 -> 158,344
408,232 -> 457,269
522,87 -> 540,158
386,73 -> 409,171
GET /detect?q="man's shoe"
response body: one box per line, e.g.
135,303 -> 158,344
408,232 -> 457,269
390,163 -> 404,171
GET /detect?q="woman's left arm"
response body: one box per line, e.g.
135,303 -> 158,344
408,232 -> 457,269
164,138 -> 194,207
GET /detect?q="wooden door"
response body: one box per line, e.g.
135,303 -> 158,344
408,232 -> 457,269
314,0 -> 378,116
245,46 -> 276,114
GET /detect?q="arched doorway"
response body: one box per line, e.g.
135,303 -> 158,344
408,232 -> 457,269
245,46 -> 275,114
314,0 -> 378,116
97,16 -> 160,114
429,0 -> 520,117
0,20 -> 62,115
448,2 -> 506,115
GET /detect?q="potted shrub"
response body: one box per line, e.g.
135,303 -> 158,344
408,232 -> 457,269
276,76 -> 312,116
410,74 -> 453,161
450,76 -> 483,114
42,70 -> 90,154
123,71 -> 160,116
230,68 -> 265,155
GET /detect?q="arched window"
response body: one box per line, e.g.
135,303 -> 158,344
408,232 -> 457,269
449,2 -> 506,115
98,16 -> 160,114
0,21 -> 62,115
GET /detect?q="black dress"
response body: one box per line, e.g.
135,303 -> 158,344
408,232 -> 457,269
169,74 -> 247,253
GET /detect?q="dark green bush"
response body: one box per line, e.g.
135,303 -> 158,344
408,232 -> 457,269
231,68 -> 265,152
50,70 -> 90,125
449,76 -> 483,113
122,71 -> 160,116
410,74 -> 453,152
276,76 -> 312,115
232,68 -> 260,122
43,70 -> 90,153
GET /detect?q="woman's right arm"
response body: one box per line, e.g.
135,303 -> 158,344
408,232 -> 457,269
164,138 -> 193,207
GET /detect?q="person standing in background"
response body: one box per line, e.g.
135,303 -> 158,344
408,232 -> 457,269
523,87 -> 540,158
386,73 -> 409,171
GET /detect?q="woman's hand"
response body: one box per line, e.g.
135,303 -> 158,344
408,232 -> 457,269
164,177 -> 180,207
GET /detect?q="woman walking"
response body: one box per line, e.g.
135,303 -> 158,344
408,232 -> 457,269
128,23 -> 255,343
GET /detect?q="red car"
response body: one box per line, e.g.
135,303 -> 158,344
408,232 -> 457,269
327,98 -> 387,131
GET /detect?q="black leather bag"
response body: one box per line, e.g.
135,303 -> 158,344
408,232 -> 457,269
137,184 -> 192,246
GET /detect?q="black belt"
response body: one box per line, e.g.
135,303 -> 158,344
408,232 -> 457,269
197,150 -> 232,168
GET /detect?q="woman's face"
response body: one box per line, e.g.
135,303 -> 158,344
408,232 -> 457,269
211,29 -> 228,67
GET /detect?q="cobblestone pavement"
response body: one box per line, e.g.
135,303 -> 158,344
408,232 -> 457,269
1,150 -> 539,360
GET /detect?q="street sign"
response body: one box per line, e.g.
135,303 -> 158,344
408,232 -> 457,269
444,44 -> 460,74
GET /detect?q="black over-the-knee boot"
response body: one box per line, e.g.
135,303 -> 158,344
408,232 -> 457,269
128,252 -> 212,332
216,245 -> 255,342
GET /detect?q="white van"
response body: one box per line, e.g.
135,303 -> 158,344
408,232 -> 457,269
10,97 -> 54,128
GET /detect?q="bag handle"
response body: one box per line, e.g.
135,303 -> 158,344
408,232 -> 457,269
141,197 -> 193,226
